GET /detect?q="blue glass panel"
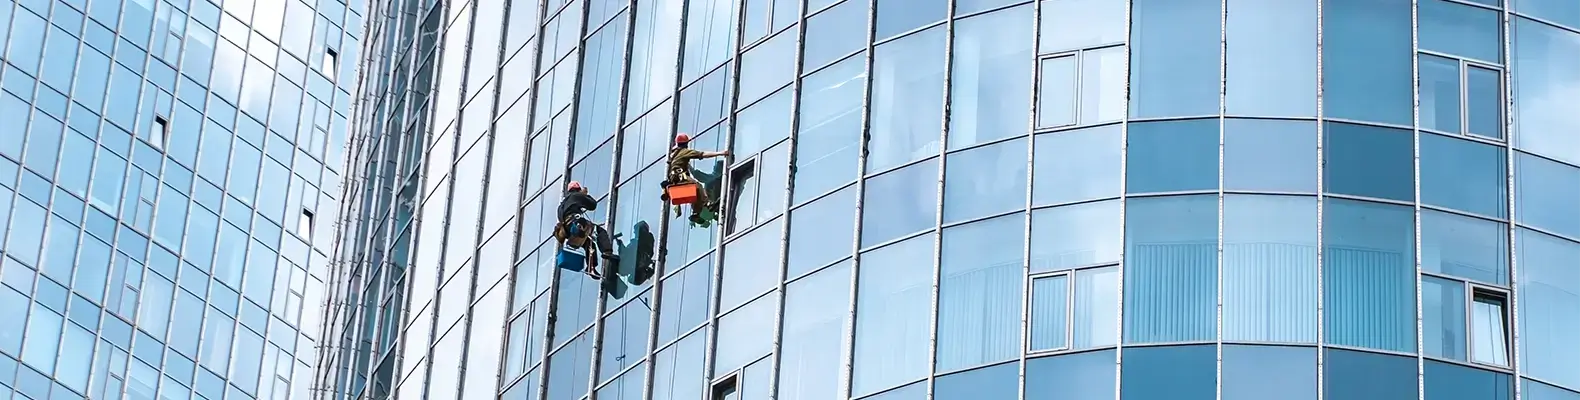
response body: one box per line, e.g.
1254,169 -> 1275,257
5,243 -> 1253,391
943,138 -> 1026,223
1025,350 -> 1116,400
1126,119 -> 1219,194
937,215 -> 1023,371
868,26 -> 945,173
1420,53 -> 1463,134
714,293 -> 777,375
1512,0 -> 1580,31
802,0 -> 865,71
1040,0 -> 1126,53
852,235 -> 934,397
1222,345 -> 1317,400
934,362 -> 1017,400
860,159 -> 938,248
1121,345 -> 1215,400
719,219 -> 782,312
1129,0 -> 1220,118
787,186 -> 856,278
795,56 -> 864,204
779,261 -> 851,400
1223,119 -> 1318,193
947,5 -> 1033,150
1324,349 -> 1418,400
1425,360 -> 1512,400
1323,199 -> 1416,352
1225,0 -> 1317,117
1422,133 -> 1507,218
1516,152 -> 1580,238
1124,195 -> 1217,344
1030,200 -> 1121,272
1517,228 -> 1580,390
875,0 -> 946,41
1466,66 -> 1503,140
1029,275 -> 1069,351
1526,378 -> 1580,400
1223,195 -> 1318,343
1422,209 -> 1508,285
1423,275 -> 1468,360
1512,17 -> 1580,165
1032,125 -> 1121,206
1323,0 -> 1413,125
1421,0 -> 1503,62
865,381 -> 926,400
1324,122 -> 1414,202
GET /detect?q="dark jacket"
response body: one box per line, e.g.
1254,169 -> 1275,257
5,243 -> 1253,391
558,190 -> 598,221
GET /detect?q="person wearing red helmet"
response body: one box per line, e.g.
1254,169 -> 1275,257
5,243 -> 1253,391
555,180 -> 618,279
665,133 -> 730,226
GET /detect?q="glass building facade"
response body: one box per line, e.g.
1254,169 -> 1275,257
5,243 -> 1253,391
0,0 -> 361,398
318,0 -> 1580,399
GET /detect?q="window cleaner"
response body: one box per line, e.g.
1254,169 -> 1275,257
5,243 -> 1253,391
660,133 -> 730,227
555,181 -> 620,280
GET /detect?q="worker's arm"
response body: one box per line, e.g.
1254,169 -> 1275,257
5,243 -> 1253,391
699,150 -> 731,159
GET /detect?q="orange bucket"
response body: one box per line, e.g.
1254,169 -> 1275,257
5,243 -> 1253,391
665,183 -> 701,205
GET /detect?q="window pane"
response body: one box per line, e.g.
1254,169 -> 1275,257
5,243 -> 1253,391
1224,0 -> 1317,117
1524,378 -> 1580,400
1222,345 -> 1318,400
1323,199 -> 1416,352
943,138 -> 1027,224
1420,0 -> 1502,62
720,219 -> 782,311
1223,195 -> 1318,343
802,0 -> 866,71
1471,296 -> 1509,366
795,56 -> 865,204
1466,66 -> 1503,140
1324,122 -> 1414,202
1025,350 -> 1116,400
1420,54 -> 1463,134
1422,209 -> 1508,285
1515,152 -> 1580,238
1121,345 -> 1215,400
1422,133 -> 1508,218
868,26 -> 946,173
933,362 -> 1017,400
1511,0 -> 1579,30
860,159 -> 938,248
1425,360 -> 1513,400
1423,275 -> 1468,361
875,0 -> 946,41
866,381 -> 926,400
1029,275 -> 1069,351
787,186 -> 856,278
738,31 -> 796,104
937,215 -> 1024,371
1223,119 -> 1318,193
1080,46 -> 1126,125
1323,0 -> 1413,125
779,261 -> 851,400
852,235 -> 934,396
947,5 -> 1033,150
1035,56 -> 1076,129
1127,119 -> 1219,194
1124,195 -> 1217,343
1032,125 -> 1121,206
1030,200 -> 1121,272
1039,0 -> 1125,54
1074,266 -> 1119,348
1128,0 -> 1220,118
714,293 -> 778,375
1512,18 -> 1580,165
1518,228 -> 1580,391
1324,349 -> 1418,399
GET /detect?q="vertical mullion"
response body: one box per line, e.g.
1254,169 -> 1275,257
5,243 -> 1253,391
1018,0 -> 1043,398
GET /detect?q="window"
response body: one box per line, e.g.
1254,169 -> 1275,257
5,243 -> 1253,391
947,5 -> 1034,150
151,116 -> 169,150
1225,0 -> 1317,117
726,142 -> 789,233
298,209 -> 314,240
1126,119 -> 1220,194
1025,350 -> 1117,400
1419,53 -> 1505,140
852,235 -> 934,397
802,0 -> 867,71
1039,0 -> 1126,55
1032,125 -> 1122,206
1323,199 -> 1416,353
1518,228 -> 1580,390
1124,195 -> 1218,344
712,372 -> 740,400
1512,17 -> 1580,166
859,159 -> 939,248
868,25 -> 947,173
1419,0 -> 1502,63
324,48 -> 339,79
727,159 -> 759,234
942,138 -> 1027,223
1222,345 -> 1318,400
1421,133 -> 1507,217
1223,119 -> 1318,193
1129,0 -> 1221,119
1029,274 -> 1070,352
779,262 -> 851,400
794,56 -> 865,204
1324,349 -> 1418,399
937,215 -> 1024,371
1036,46 -> 1124,129
1324,122 -> 1414,202
1471,291 -> 1511,366
1324,0 -> 1413,126
1122,345 -> 1216,400
1223,195 -> 1318,343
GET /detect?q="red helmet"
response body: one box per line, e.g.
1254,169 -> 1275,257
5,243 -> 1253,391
674,133 -> 691,145
567,181 -> 583,191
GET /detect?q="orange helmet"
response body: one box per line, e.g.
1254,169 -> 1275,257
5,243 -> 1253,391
674,133 -> 691,145
567,181 -> 583,191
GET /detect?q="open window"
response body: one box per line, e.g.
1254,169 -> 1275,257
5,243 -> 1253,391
726,158 -> 759,234
1470,289 -> 1509,367
152,116 -> 170,150
324,48 -> 339,79
299,209 -> 315,239
711,375 -> 739,400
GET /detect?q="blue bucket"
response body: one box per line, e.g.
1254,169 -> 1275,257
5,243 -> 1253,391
556,247 -> 588,272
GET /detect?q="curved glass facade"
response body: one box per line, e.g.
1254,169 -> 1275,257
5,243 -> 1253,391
1,0 -> 358,398
319,0 -> 1580,399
